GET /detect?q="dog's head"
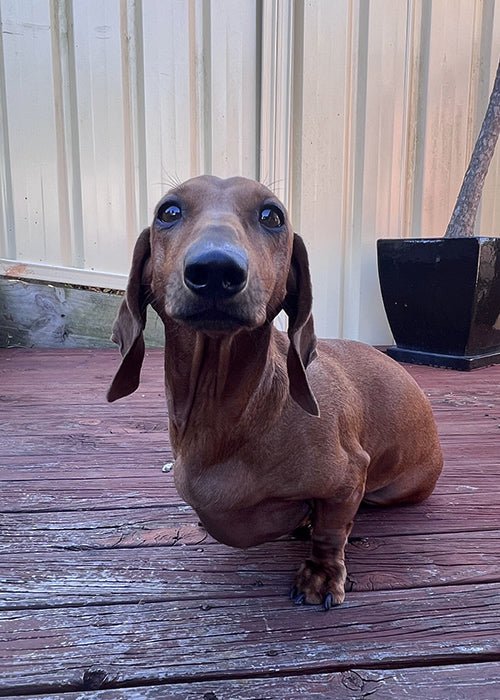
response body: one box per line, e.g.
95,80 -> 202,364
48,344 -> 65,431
107,175 -> 318,415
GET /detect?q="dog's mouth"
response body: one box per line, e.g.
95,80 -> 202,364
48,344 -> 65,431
164,279 -> 268,335
173,306 -> 254,334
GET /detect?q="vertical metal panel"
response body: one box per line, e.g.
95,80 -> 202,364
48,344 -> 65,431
73,0 -> 131,273
288,0 -> 351,340
0,1 -> 15,260
259,0 -> 294,203
50,0 -> 84,268
120,0 -> 148,246
1,0 -> 500,342
1,0 -> 60,265
206,0 -> 259,177
142,0 -> 196,209
141,0 -> 258,209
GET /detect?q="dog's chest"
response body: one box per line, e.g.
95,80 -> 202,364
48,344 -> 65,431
172,455 -> 310,547
172,453 -> 262,513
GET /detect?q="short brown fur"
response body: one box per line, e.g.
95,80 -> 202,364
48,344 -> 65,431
108,175 -> 443,609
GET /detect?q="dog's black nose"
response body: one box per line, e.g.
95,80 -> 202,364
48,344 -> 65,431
183,245 -> 249,298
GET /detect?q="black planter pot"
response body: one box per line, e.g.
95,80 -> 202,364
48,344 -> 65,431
377,237 -> 500,369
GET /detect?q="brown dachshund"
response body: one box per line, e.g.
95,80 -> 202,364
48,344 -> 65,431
108,175 -> 443,609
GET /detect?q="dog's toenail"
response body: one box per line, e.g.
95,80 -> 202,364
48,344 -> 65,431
323,593 -> 334,610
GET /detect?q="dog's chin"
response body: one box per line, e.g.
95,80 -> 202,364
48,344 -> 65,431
171,308 -> 260,336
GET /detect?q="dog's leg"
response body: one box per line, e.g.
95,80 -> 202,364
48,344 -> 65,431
291,484 -> 365,610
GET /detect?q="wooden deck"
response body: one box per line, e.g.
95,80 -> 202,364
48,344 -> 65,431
0,347 -> 499,699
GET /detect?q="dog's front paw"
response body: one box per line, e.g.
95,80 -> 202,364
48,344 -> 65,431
291,559 -> 346,610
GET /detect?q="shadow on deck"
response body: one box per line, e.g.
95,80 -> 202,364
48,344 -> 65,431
0,348 -> 499,698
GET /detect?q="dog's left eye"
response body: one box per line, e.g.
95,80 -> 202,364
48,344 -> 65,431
259,205 -> 284,230
157,203 -> 182,226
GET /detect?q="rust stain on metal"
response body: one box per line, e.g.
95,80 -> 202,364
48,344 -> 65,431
4,263 -> 29,278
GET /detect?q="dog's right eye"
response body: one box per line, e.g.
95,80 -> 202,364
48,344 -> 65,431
259,205 -> 285,230
157,203 -> 182,226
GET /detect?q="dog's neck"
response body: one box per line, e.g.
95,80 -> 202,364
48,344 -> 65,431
162,321 -> 288,460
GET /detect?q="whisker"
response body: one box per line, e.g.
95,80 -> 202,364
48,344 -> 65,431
157,171 -> 184,192
260,176 -> 286,195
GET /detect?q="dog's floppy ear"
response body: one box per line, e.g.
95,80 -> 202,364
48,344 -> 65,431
107,228 -> 152,402
283,233 -> 319,417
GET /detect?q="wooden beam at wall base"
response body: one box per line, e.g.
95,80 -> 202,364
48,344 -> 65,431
0,277 -> 164,349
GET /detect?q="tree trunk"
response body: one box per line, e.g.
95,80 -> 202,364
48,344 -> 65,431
444,58 -> 500,238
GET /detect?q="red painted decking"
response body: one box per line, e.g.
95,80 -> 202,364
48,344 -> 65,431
0,347 -> 499,698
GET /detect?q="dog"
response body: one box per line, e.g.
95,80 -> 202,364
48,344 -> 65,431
108,175 -> 443,609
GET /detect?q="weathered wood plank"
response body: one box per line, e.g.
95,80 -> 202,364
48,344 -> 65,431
0,530 -> 498,610
0,278 -> 163,349
1,349 -> 498,502
2,347 -> 499,412
1,490 -> 499,539
1,495 -> 500,555
0,477 -> 180,512
354,493 -> 500,535
2,457 -> 499,484
0,583 -> 498,694
1,467 -> 499,512
1,662 -> 498,700
1,474 -> 498,513
0,348 -> 164,402
0,505 -> 205,554
1,460 -> 499,511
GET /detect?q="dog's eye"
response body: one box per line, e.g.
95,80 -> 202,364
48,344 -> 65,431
259,205 -> 284,230
158,203 -> 182,225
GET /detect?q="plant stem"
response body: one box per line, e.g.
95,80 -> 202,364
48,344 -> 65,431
444,58 -> 500,238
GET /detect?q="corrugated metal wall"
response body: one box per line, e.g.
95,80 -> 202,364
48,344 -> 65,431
1,0 -> 500,343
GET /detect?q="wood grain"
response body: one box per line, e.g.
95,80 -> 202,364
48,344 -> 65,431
0,278 -> 164,349
1,662 -> 498,700
1,584 -> 499,693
